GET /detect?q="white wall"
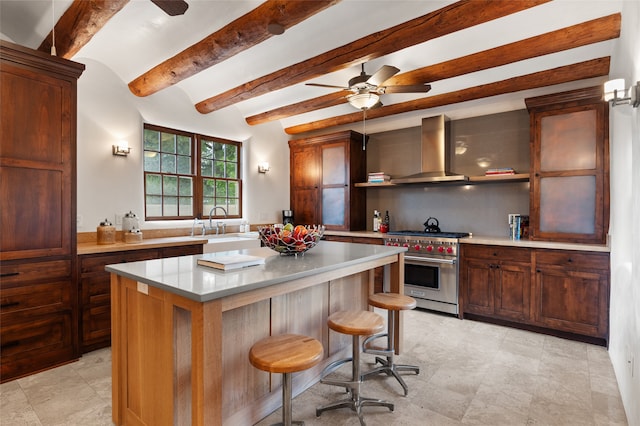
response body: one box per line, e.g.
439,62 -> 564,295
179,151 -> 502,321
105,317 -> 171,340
608,1 -> 640,424
75,59 -> 290,233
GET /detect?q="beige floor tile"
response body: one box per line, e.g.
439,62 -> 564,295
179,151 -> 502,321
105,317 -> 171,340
0,310 -> 628,425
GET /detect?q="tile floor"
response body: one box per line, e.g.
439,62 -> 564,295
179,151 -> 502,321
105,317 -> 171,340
0,309 -> 628,425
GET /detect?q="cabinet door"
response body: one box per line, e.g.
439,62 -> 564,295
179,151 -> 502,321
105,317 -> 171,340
321,143 -> 348,228
527,88 -> 608,244
494,262 -> 530,321
290,145 -> 320,225
533,265 -> 608,338
461,259 -> 494,316
1,65 -> 74,260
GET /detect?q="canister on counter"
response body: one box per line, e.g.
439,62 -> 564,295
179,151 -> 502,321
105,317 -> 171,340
122,211 -> 139,232
124,228 -> 143,244
97,219 -> 116,244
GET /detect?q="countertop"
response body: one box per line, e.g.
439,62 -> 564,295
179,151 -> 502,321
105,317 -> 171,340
460,235 -> 610,252
78,236 -> 208,255
324,230 -> 610,252
105,241 -> 407,303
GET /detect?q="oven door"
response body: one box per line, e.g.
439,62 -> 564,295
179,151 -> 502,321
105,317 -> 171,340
403,255 -> 458,306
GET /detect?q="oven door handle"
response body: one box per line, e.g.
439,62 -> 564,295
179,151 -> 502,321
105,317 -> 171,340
404,255 -> 456,265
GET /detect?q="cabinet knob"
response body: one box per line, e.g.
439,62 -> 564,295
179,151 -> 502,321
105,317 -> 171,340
567,258 -> 573,263
536,269 -> 541,273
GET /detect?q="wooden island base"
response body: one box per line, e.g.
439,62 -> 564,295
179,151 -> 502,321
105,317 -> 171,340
110,250 -> 404,426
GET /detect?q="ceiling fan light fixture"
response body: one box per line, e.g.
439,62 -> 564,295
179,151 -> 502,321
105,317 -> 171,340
348,92 -> 380,110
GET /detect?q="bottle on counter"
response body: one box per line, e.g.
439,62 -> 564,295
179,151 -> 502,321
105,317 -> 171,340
373,210 -> 381,232
380,211 -> 390,233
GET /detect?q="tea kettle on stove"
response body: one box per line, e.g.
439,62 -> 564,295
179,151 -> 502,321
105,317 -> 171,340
424,217 -> 441,233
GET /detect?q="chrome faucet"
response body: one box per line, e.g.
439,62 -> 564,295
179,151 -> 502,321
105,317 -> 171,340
191,217 -> 205,236
208,206 -> 228,234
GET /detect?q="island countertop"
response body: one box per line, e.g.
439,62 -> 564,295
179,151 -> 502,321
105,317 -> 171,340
105,241 -> 407,303
109,240 -> 407,426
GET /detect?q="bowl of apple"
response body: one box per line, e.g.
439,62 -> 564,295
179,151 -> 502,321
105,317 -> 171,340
258,224 -> 325,256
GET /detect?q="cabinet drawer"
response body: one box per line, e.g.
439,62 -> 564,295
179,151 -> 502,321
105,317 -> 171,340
0,280 -> 71,316
80,249 -> 160,274
535,250 -> 609,270
462,245 -> 530,263
0,260 -> 71,285
80,274 -> 111,306
0,312 -> 73,359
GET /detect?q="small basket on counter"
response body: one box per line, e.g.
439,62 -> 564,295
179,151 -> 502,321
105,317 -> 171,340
259,224 -> 325,256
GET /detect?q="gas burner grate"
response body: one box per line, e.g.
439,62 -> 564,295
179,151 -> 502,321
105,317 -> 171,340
387,230 -> 470,239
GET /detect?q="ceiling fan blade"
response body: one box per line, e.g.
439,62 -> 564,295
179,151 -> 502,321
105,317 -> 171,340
306,83 -> 350,90
150,0 -> 189,16
384,84 -> 432,93
367,65 -> 400,86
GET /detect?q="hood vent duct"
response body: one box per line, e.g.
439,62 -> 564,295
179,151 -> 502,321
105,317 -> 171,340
390,115 -> 468,184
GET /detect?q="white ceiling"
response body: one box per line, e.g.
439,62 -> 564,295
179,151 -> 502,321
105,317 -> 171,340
0,0 -> 625,135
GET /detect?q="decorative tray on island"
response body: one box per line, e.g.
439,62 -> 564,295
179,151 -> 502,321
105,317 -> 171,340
259,224 -> 325,256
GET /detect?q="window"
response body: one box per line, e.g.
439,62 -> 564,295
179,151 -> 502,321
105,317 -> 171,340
143,124 -> 242,220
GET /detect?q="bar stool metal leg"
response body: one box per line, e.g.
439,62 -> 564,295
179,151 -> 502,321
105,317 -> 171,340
316,334 -> 394,426
362,309 -> 420,396
277,372 -> 304,426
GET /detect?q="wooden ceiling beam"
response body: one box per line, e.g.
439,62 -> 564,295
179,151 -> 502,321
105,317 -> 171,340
128,0 -> 340,97
38,0 -> 129,59
196,0 -> 550,114
246,13 -> 620,126
284,57 -> 611,135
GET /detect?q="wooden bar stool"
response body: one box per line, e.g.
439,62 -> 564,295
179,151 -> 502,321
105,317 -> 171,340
361,293 -> 420,396
316,310 -> 394,425
249,334 -> 324,426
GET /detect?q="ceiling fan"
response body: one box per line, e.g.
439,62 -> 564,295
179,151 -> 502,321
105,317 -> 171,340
150,0 -> 189,16
306,63 -> 431,110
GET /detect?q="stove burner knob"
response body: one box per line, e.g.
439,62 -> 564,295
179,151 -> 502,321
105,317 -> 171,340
446,247 -> 454,254
426,245 -> 434,252
437,246 -> 444,253
402,242 -> 409,248
414,244 -> 421,251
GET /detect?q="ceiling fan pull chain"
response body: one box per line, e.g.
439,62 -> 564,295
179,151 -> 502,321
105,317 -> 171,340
362,110 -> 367,150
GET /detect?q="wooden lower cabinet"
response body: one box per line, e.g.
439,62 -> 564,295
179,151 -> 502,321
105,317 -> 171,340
460,244 -> 610,344
0,260 -> 77,382
78,245 -> 203,352
461,245 -> 531,322
324,235 -> 384,292
532,249 -> 609,341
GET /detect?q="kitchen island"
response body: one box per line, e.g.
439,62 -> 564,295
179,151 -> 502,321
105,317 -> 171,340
106,241 -> 406,426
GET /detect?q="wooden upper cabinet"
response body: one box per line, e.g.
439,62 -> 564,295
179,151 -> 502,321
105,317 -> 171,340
289,131 -> 366,231
1,41 -> 85,261
526,87 -> 609,244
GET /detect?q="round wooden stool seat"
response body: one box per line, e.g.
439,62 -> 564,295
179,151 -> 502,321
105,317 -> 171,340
327,310 -> 385,336
362,292 -> 420,396
368,293 -> 417,311
317,310 -> 394,423
250,334 -> 323,374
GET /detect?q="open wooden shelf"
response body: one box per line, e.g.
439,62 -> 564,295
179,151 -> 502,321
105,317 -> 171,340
355,173 -> 529,187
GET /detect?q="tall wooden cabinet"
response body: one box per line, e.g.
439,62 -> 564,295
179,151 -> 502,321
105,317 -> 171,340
289,131 -> 367,231
0,41 -> 85,382
526,87 -> 609,244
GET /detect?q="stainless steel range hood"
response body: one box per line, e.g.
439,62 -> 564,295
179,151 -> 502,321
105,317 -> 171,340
390,115 -> 468,184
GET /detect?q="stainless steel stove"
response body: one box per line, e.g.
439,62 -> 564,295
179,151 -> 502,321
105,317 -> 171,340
383,229 -> 469,315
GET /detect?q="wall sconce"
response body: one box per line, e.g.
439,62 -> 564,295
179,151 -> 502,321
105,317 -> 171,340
258,162 -> 270,173
112,141 -> 131,156
604,79 -> 639,107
